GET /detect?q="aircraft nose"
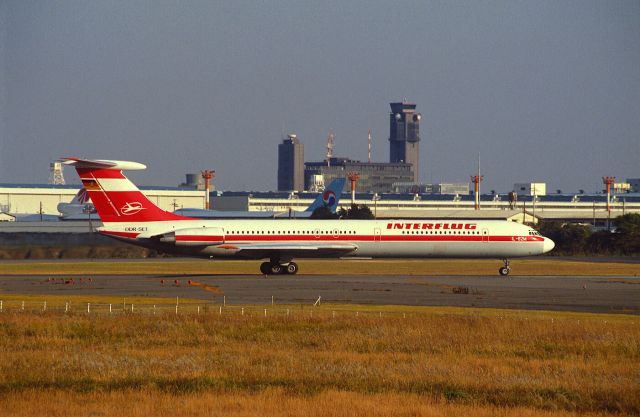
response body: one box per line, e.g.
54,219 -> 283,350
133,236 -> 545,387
543,237 -> 555,253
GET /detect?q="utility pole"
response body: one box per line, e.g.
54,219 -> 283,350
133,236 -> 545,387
471,154 -> 483,210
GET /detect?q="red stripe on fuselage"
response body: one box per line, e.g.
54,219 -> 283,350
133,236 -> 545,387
221,234 -> 540,243
176,235 -> 224,242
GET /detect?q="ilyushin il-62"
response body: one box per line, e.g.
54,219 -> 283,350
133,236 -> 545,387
61,158 -> 555,276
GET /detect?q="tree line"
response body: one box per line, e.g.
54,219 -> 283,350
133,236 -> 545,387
537,213 -> 640,256
310,204 -> 375,220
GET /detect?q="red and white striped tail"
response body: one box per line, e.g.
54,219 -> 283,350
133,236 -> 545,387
61,158 -> 188,223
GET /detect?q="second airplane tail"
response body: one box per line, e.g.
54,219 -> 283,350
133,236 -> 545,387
305,177 -> 346,213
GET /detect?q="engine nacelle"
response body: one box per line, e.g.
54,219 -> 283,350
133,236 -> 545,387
160,227 -> 225,246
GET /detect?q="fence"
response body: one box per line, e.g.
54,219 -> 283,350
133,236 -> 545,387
0,298 -> 410,319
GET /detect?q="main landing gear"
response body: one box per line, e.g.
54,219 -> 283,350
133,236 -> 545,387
499,259 -> 511,276
260,260 -> 299,275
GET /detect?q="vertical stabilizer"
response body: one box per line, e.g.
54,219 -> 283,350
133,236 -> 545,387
61,158 -> 189,223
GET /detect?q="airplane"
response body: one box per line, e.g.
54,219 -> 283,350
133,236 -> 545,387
57,188 -> 96,218
173,177 -> 346,219
61,158 -> 555,276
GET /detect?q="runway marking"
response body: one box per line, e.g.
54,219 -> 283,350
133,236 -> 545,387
187,280 -> 224,295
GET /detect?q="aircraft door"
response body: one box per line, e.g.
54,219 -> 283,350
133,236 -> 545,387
374,228 -> 381,242
482,228 -> 489,243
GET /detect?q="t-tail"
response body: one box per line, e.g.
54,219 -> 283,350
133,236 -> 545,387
305,177 -> 346,213
60,158 -> 189,223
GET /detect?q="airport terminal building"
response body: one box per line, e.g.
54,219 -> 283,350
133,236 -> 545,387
1,182 -> 640,231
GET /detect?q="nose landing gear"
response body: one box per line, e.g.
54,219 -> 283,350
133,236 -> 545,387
498,259 -> 511,276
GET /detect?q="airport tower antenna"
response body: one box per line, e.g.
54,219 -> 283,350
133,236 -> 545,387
368,129 -> 372,163
470,153 -> 483,210
326,131 -> 335,167
49,161 -> 65,185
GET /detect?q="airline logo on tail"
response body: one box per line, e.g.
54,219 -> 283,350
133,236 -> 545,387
121,202 -> 147,216
322,189 -> 337,207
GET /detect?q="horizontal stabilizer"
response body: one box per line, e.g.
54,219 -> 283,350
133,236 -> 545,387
60,158 -> 146,171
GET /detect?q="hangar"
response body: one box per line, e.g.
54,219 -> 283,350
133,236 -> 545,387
0,184 -> 206,215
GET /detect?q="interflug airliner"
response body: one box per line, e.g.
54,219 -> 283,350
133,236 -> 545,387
61,158 -> 554,276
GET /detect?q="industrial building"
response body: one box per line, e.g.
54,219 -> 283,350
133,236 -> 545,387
304,158 -> 414,193
277,101 -> 423,193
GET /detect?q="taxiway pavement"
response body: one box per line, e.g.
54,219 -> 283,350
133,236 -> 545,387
0,273 -> 637,314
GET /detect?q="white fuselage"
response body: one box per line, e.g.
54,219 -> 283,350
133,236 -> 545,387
99,218 -> 553,259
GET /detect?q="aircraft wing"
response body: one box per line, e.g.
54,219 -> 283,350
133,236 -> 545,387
219,242 -> 358,259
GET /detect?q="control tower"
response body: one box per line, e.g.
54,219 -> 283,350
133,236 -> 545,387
278,134 -> 305,191
389,102 -> 421,182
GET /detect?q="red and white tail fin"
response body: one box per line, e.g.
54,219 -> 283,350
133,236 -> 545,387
61,158 -> 190,223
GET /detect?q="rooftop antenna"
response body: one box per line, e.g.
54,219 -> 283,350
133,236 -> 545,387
367,129 -> 372,163
326,131 -> 335,167
49,161 -> 65,185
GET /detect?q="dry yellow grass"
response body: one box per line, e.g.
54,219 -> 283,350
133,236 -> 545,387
0,308 -> 638,416
2,258 -> 640,276
1,389 -> 621,417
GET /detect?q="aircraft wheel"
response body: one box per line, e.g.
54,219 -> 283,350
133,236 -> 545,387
270,264 -> 284,275
285,262 -> 298,275
260,262 -> 271,275
499,266 -> 510,276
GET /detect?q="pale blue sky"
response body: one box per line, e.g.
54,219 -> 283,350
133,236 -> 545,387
1,1 -> 638,192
